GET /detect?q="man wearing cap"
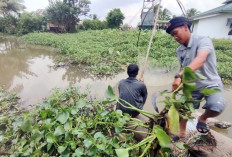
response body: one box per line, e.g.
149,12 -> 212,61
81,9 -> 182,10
166,17 -> 225,138
116,64 -> 148,118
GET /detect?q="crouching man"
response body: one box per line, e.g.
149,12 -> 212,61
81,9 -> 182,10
116,64 -> 148,118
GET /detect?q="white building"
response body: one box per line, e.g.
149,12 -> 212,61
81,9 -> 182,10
190,0 -> 232,39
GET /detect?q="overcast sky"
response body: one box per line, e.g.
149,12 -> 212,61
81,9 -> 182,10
24,0 -> 225,26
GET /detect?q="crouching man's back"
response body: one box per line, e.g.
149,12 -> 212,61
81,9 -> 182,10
116,64 -> 147,117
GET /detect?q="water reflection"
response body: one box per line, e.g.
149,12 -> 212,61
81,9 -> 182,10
0,37 -> 19,54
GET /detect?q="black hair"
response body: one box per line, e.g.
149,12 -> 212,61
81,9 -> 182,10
127,64 -> 139,77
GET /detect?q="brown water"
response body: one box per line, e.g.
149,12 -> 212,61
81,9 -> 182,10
0,36 -> 231,139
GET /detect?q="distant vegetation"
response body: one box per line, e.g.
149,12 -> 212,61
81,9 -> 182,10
0,0 -> 126,34
22,30 -> 232,81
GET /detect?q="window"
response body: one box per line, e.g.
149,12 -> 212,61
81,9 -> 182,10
227,18 -> 232,35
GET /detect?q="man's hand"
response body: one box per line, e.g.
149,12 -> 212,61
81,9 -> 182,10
172,78 -> 181,91
139,77 -> 144,82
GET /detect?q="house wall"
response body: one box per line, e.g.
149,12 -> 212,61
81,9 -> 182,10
192,13 -> 232,39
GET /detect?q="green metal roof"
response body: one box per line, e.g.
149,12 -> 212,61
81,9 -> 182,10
190,1 -> 232,19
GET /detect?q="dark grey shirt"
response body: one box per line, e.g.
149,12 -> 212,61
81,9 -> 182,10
116,77 -> 147,115
176,35 -> 223,90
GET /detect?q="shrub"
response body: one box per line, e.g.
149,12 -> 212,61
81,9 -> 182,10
81,19 -> 108,30
17,12 -> 47,35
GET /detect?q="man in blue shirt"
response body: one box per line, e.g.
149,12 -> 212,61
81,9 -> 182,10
166,17 -> 225,138
116,64 -> 147,118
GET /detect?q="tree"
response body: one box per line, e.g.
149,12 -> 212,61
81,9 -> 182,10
106,8 -> 125,29
187,8 -> 200,17
91,14 -> 98,20
154,5 -> 172,21
17,12 -> 47,35
46,0 -> 90,32
0,0 -> 25,17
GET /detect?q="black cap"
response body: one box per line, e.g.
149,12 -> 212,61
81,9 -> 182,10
166,17 -> 192,34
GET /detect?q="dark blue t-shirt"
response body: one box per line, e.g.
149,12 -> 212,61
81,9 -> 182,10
116,77 -> 147,115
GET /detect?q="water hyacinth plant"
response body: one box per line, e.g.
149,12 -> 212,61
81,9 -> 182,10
104,67 -> 220,156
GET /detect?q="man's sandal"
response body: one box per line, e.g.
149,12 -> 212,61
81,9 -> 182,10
196,121 -> 210,134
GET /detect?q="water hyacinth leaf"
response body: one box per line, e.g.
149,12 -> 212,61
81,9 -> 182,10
76,99 -> 86,109
115,109 -> 123,118
57,110 -> 69,124
64,121 -> 72,131
115,149 -> 129,157
157,130 -> 171,148
94,132 -> 105,139
186,103 -> 195,113
175,142 -> 189,149
54,126 -> 65,136
109,48 -> 114,54
115,126 -> 122,134
69,141 -> 76,150
167,105 -> 179,135
200,88 -> 221,96
30,131 -> 43,142
58,145 -> 67,154
195,71 -> 207,80
154,125 -> 163,132
100,111 -> 109,117
161,90 -> 168,96
41,110 -> 48,119
21,119 -> 33,132
102,100 -> 115,105
183,83 -> 196,98
46,132 -> 56,144
182,67 -> 196,83
74,147 -> 84,156
71,108 -> 77,115
84,139 -> 92,148
105,85 -> 117,101
87,146 -> 98,156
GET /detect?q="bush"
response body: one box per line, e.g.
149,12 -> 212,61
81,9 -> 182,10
0,15 -> 18,34
81,19 -> 108,30
17,12 -> 47,35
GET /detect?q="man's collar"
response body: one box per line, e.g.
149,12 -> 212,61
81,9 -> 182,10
179,35 -> 193,50
127,77 -> 137,80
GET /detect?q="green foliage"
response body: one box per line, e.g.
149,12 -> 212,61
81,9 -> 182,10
105,86 -> 171,157
21,30 -> 232,80
0,0 -> 25,16
46,0 -> 90,32
106,8 -> 125,29
0,15 -> 18,34
187,8 -> 200,17
17,12 -> 46,35
0,87 -> 138,156
154,5 -> 172,20
81,19 -> 108,30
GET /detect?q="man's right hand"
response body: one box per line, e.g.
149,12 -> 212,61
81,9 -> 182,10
172,78 -> 182,91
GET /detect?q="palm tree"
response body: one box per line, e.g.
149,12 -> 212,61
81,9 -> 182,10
154,5 -> 172,20
0,0 -> 26,16
187,8 -> 200,17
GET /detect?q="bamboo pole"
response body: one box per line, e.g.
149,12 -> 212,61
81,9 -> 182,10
140,0 -> 162,79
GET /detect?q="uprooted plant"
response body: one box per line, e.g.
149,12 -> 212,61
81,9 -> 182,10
104,67 -> 220,157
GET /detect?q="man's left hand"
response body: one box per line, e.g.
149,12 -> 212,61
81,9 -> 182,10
172,78 -> 181,91
139,78 -> 144,82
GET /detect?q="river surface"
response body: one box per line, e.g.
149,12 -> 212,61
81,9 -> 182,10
0,36 -> 231,139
